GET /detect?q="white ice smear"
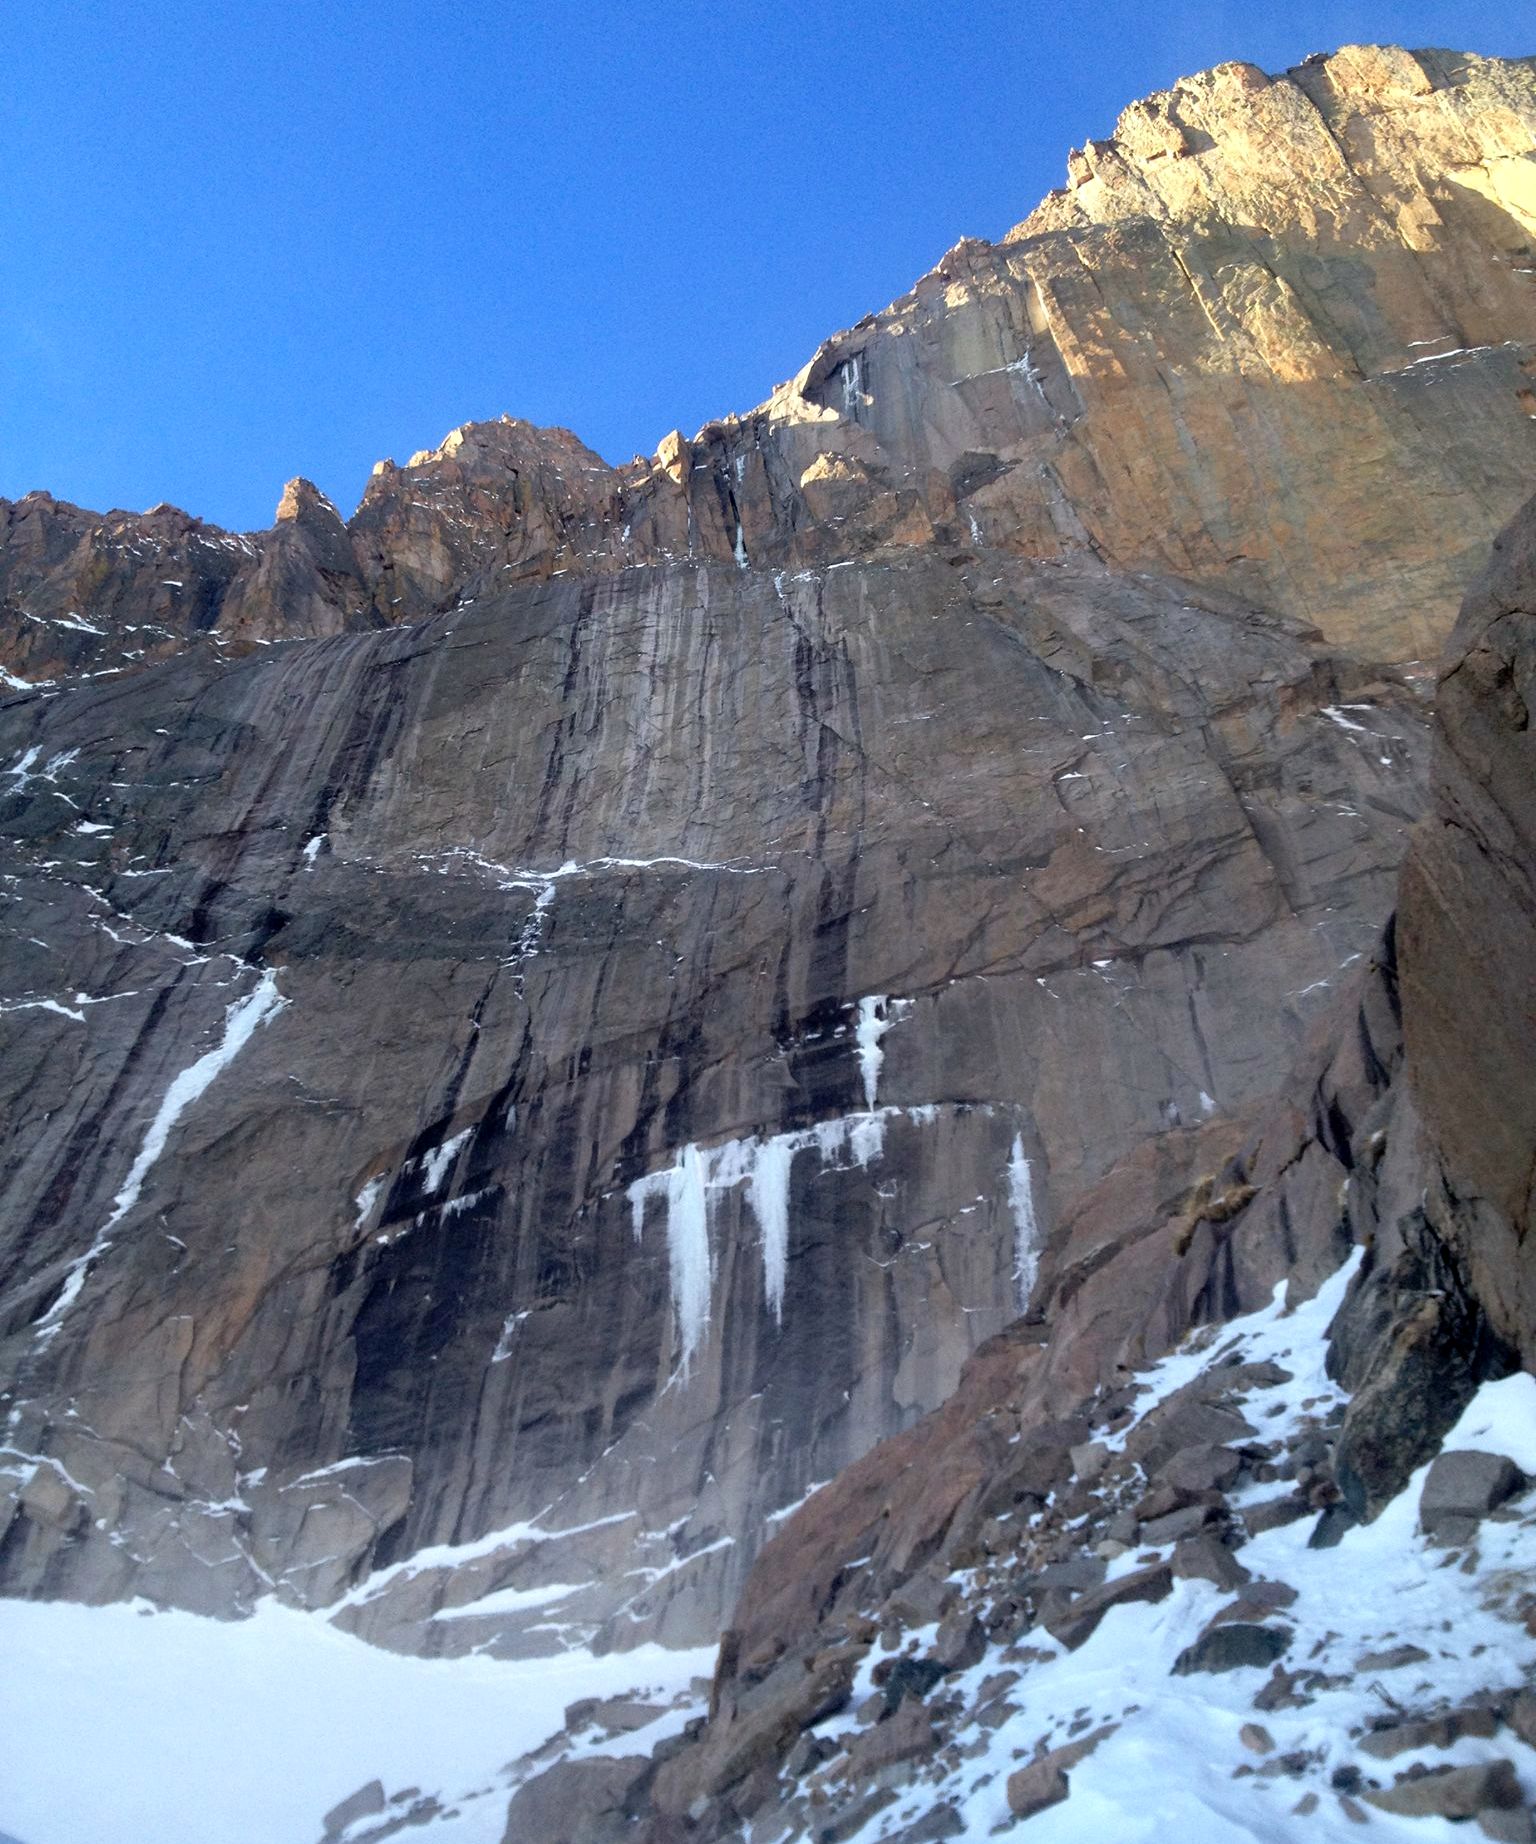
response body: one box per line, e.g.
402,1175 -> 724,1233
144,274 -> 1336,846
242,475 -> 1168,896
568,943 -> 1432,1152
1006,1135 -> 1040,1310
432,1580 -> 587,1621
353,1176 -> 385,1231
0,996 -> 86,1023
333,1509 -> 643,1612
841,350 -> 864,417
420,1128 -> 473,1195
0,1594 -> 712,1844
6,746 -> 78,791
1318,704 -> 1371,734
490,1310 -> 531,1363
1,665 -> 52,691
34,970 -> 285,1339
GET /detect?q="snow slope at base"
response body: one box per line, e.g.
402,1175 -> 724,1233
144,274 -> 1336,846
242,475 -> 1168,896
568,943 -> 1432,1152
816,1271 -> 1536,1844
0,1594 -> 712,1844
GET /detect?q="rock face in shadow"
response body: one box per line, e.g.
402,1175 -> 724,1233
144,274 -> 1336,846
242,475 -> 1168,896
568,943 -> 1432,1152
1398,492 -> 1536,1366
0,544 -> 1423,1650
5,46 -> 1536,689
0,43 -> 1531,1665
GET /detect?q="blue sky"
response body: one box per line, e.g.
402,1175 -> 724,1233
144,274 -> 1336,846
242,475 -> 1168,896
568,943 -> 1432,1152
2,2 -> 1531,531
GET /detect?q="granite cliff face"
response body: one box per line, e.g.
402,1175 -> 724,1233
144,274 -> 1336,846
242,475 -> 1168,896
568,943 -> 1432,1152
597,475 -> 1536,1844
0,541 -> 1420,1655
0,42 -> 1532,1711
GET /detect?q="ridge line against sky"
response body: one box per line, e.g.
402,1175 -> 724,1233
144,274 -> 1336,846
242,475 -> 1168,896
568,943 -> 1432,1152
3,1 -> 1533,533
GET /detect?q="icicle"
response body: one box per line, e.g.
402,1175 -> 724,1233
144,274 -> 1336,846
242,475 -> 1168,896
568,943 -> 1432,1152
841,352 -> 865,419
627,1103 -> 939,1359
733,522 -> 749,569
1007,1136 -> 1040,1310
855,996 -> 889,1108
747,1135 -> 794,1325
629,1148 -> 713,1374
665,1144 -> 712,1372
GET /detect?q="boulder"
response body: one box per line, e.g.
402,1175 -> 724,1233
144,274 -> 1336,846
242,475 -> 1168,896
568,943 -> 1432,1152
1171,1534 -> 1251,1591
1032,1556 -> 1108,1595
1243,1494 -> 1310,1535
814,1787 -> 899,1842
1479,1808 -> 1536,1843
884,1572 -> 959,1628
1006,1759 -> 1070,1821
1126,1400 -> 1256,1477
1364,1759 -> 1522,1821
877,1655 -> 947,1715
1163,1445 -> 1243,1495
1005,1724 -> 1118,1820
1360,1704 -> 1500,1757
931,1611 -> 987,1672
563,1697 -> 668,1737
502,1756 -> 652,1844
1420,1450 -> 1527,1535
1070,1441 -> 1110,1484
884,1806 -> 965,1842
1044,1563 -> 1172,1651
323,1780 -> 386,1838
844,1698 -> 936,1780
1172,1624 -> 1290,1676
1352,1643 -> 1429,1673
1140,1503 -> 1223,1546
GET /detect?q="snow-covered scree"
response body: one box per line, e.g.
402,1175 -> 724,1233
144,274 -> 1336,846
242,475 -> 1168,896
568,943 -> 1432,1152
688,1257 -> 1536,1844
0,1593 -> 713,1844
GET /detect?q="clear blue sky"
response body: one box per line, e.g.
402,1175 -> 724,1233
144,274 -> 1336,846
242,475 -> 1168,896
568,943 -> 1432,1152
2,2 -> 1530,531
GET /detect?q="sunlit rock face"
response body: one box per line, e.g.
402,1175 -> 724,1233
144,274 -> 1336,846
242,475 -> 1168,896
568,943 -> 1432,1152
6,47 -> 1536,688
0,44 -> 1529,1657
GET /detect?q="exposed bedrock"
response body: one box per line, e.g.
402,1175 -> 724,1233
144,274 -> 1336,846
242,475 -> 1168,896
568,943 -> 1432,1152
625,489 -> 1536,1839
0,543 -> 1423,1649
4,46 -> 1536,690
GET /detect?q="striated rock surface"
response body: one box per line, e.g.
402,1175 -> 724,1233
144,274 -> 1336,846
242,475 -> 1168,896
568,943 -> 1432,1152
0,534 -> 1421,1653
593,489 -> 1536,1844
